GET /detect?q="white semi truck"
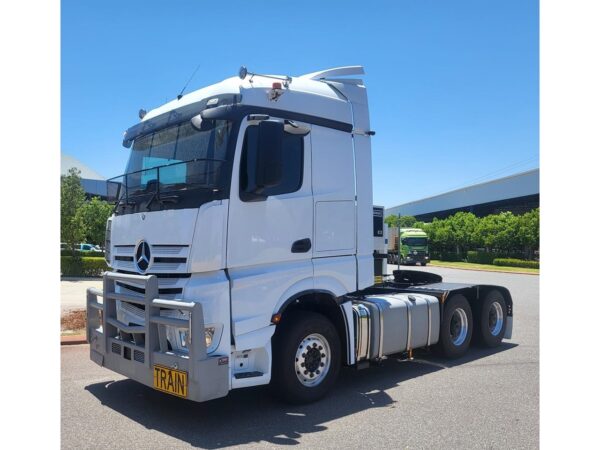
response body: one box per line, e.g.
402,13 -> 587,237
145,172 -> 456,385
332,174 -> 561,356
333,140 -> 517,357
87,66 -> 513,404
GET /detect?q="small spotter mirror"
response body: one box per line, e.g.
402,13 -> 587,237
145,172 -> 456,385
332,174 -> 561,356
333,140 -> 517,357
191,114 -> 216,132
239,66 -> 248,80
190,114 -> 203,130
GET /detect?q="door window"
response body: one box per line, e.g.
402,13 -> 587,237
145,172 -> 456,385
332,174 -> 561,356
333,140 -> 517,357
240,125 -> 304,198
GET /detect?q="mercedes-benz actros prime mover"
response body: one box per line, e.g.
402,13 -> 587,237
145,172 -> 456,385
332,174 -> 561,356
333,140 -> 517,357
87,66 -> 513,403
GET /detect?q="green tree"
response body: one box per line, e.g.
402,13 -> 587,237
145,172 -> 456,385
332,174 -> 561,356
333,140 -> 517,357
384,215 -> 418,229
76,196 -> 113,245
423,217 -> 453,253
516,208 -> 539,259
477,212 -> 519,252
446,212 -> 479,254
398,215 -> 418,228
61,168 -> 86,253
384,214 -> 399,228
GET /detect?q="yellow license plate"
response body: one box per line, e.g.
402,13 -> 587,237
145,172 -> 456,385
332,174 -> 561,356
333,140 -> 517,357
153,365 -> 188,398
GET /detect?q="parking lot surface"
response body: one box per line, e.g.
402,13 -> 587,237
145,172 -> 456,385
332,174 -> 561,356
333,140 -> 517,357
61,267 -> 538,449
61,278 -> 102,313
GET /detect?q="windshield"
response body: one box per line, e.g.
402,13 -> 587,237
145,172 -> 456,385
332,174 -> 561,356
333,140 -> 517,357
109,119 -> 234,212
126,119 -> 231,193
401,237 -> 428,246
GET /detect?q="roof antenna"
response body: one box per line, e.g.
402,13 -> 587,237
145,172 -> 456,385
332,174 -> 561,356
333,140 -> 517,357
177,63 -> 202,100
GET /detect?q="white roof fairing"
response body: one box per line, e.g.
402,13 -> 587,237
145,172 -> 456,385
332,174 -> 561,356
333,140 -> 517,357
138,67 -> 369,130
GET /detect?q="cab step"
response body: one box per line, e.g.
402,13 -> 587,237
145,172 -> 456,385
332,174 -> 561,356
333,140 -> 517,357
234,371 -> 264,379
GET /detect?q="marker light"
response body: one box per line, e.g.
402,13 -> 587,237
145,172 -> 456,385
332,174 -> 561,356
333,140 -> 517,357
271,313 -> 282,324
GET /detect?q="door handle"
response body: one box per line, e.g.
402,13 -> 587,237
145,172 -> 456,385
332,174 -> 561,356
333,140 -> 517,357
291,238 -> 311,253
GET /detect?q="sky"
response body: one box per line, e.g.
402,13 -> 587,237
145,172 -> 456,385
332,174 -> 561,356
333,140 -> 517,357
61,0 -> 538,208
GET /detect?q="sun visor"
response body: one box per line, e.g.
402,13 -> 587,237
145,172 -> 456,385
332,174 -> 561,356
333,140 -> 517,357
122,93 -> 241,147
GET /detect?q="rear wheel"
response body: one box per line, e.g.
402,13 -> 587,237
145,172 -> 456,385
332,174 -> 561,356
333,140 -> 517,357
421,262 -> 427,266
438,294 -> 473,358
476,290 -> 507,347
271,311 -> 341,404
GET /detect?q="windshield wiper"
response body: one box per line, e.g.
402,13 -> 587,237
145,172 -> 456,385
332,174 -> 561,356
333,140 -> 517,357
143,191 -> 180,211
115,195 -> 139,213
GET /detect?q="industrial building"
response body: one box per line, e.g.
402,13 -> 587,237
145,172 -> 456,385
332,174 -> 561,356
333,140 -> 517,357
61,153 -> 107,199
385,168 -> 539,222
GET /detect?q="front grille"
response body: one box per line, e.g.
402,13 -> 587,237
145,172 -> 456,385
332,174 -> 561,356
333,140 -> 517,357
120,300 -> 145,316
111,244 -> 190,273
114,274 -> 186,302
115,280 -> 183,296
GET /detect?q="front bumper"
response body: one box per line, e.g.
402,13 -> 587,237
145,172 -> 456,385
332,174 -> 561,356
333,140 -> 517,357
404,254 -> 429,263
86,272 -> 229,402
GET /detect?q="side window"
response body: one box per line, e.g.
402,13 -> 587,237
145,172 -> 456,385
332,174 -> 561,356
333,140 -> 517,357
240,125 -> 304,198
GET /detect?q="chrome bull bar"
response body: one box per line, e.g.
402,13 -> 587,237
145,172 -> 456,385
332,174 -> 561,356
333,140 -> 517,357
86,271 -> 228,402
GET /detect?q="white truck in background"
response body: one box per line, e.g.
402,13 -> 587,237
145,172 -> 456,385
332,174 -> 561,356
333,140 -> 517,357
87,66 -> 513,404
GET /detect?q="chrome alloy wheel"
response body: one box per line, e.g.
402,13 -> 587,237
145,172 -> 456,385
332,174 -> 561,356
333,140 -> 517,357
450,308 -> 469,346
295,333 -> 331,387
488,301 -> 504,336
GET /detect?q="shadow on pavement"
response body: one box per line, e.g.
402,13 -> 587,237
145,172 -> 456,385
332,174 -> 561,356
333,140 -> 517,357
85,343 -> 516,448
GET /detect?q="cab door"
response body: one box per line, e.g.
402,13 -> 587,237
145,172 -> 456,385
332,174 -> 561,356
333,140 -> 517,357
227,117 -> 313,338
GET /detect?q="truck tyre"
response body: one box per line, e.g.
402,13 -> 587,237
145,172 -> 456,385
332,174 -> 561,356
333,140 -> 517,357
437,294 -> 473,358
475,289 -> 507,347
271,311 -> 341,404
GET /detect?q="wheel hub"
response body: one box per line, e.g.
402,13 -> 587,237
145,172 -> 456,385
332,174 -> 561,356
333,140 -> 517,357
450,308 -> 468,346
295,333 -> 331,387
488,301 -> 504,336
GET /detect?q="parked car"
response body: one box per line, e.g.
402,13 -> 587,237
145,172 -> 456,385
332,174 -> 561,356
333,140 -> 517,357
79,243 -> 102,252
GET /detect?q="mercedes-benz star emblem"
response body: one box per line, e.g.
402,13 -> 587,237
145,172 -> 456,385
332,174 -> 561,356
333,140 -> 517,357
135,240 -> 151,272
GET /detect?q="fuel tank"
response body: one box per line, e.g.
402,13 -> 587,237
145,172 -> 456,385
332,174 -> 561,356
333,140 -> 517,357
352,293 -> 440,361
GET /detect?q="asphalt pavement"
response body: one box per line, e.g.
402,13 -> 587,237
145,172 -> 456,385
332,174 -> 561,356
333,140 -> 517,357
61,267 -> 538,449
61,278 -> 102,313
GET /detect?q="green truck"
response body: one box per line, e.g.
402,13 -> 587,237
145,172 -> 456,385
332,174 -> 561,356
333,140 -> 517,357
387,227 -> 430,266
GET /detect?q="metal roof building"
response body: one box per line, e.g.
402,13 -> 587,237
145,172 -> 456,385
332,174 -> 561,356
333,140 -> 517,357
386,168 -> 539,222
61,154 -> 107,199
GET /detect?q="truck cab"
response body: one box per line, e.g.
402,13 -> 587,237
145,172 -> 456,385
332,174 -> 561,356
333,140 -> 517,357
399,228 -> 429,266
87,66 -> 513,404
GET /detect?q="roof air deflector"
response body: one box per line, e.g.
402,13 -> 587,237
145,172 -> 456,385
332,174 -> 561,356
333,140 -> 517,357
299,66 -> 365,81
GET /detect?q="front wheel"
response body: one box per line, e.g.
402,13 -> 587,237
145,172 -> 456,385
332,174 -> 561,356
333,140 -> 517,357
271,311 -> 341,404
437,294 -> 473,358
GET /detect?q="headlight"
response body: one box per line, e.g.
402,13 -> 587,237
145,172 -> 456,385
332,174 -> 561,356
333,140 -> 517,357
166,324 -> 222,354
204,326 -> 216,350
